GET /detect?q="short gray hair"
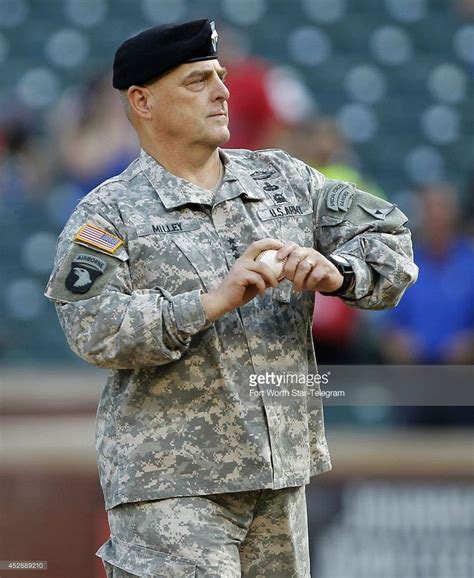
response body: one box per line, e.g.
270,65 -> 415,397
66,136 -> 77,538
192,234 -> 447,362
118,90 -> 131,118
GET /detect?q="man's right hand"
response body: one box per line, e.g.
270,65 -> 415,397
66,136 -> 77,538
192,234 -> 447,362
201,238 -> 284,322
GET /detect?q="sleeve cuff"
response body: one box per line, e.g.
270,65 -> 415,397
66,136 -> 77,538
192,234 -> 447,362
170,289 -> 213,336
335,253 -> 375,301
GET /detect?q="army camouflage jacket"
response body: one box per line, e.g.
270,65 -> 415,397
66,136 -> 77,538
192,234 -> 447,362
45,148 -> 418,510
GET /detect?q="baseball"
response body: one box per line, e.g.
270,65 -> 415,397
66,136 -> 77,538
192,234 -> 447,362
255,249 -> 287,281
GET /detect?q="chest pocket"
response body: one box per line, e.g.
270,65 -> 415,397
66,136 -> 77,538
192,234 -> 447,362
257,202 -> 314,247
132,220 -> 226,294
255,202 -> 314,305
272,277 -> 312,318
264,281 -> 311,352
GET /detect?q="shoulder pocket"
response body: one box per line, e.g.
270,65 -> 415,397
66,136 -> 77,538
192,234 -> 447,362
319,214 -> 346,226
96,538 -> 196,578
357,202 -> 396,222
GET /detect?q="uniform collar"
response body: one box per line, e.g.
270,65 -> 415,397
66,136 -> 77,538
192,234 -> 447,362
222,151 -> 267,202
139,148 -> 266,209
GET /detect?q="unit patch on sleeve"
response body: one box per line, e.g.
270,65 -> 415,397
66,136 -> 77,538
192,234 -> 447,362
65,253 -> 108,294
326,183 -> 355,212
74,223 -> 123,254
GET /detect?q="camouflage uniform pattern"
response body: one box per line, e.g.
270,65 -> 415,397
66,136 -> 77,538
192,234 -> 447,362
45,148 -> 418,512
97,485 -> 309,577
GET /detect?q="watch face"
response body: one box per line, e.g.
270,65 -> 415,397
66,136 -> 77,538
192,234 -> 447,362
321,255 -> 355,296
332,255 -> 350,267
330,255 -> 352,275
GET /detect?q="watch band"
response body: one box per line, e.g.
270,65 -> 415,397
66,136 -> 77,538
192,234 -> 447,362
320,255 -> 355,296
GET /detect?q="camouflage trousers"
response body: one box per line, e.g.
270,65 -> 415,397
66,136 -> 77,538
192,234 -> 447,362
96,485 -> 310,577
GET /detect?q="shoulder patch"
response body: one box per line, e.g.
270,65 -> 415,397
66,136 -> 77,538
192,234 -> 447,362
74,223 -> 123,254
45,244 -> 123,303
65,254 -> 107,294
327,183 -> 354,212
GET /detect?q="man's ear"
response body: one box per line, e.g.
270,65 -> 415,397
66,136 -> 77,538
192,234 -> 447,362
127,85 -> 153,120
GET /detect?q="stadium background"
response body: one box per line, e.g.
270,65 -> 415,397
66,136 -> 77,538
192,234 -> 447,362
1,1 -> 473,577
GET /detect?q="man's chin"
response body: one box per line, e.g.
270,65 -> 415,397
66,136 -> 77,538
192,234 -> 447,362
220,128 -> 231,145
210,127 -> 231,147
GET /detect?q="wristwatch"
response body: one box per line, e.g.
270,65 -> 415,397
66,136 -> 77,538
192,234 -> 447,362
320,254 -> 355,296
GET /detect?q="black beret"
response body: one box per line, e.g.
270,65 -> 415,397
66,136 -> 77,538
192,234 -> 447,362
113,19 -> 219,89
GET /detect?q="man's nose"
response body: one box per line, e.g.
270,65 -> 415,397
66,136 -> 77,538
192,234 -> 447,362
213,75 -> 230,101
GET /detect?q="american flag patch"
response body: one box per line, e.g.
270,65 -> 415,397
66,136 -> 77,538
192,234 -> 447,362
74,223 -> 123,254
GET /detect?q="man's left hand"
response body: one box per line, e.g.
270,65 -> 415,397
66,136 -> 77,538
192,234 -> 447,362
276,242 -> 344,293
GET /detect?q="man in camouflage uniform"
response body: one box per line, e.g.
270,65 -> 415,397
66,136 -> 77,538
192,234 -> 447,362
45,19 -> 418,578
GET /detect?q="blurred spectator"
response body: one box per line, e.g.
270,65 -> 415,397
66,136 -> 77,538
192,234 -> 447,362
0,108 -> 54,207
453,0 -> 474,18
463,174 -> 474,238
220,27 -> 315,150
312,290 -> 362,364
291,117 -> 385,199
379,183 -> 474,365
52,72 -> 139,196
296,117 -> 385,364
